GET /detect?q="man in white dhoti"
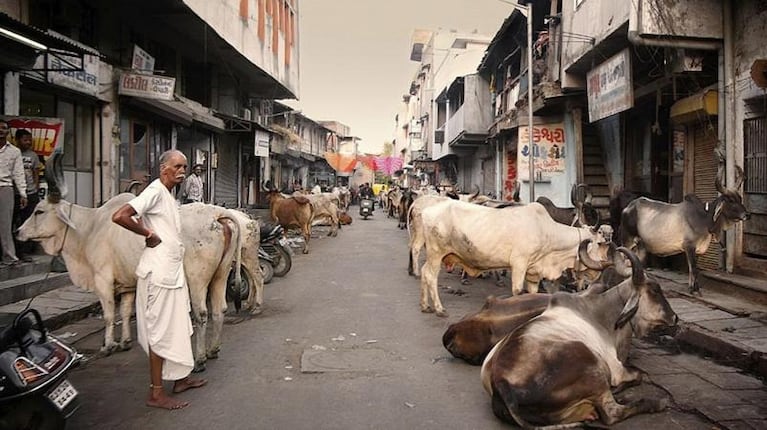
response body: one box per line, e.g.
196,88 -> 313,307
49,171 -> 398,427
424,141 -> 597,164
112,150 -> 207,410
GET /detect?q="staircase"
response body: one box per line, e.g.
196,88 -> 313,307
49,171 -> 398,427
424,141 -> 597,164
0,255 -> 71,307
581,130 -> 611,221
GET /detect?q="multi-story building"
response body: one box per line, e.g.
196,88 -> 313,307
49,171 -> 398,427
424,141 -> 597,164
1,0 -> 299,208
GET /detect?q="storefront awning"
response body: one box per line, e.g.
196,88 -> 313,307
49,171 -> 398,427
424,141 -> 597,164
214,112 -> 273,133
670,89 -> 718,123
124,95 -> 226,132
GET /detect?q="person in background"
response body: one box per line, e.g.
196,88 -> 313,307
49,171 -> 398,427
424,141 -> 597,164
311,182 -> 322,194
111,150 -> 207,410
0,119 -> 27,267
12,129 -> 39,261
181,164 -> 204,204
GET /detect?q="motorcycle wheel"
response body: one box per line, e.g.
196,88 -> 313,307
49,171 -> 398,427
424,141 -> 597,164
363,215 -> 369,220
260,258 -> 274,284
226,267 -> 250,302
0,396 -> 66,430
272,245 -> 292,277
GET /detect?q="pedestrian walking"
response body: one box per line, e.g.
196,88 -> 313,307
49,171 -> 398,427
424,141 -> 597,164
13,129 -> 39,261
181,163 -> 204,204
0,119 -> 27,267
111,149 -> 206,410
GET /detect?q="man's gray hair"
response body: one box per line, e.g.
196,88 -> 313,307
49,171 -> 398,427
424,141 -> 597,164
159,149 -> 186,167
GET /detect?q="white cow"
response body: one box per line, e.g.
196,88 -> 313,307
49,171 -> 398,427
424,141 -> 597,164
17,194 -> 243,371
418,200 -> 613,316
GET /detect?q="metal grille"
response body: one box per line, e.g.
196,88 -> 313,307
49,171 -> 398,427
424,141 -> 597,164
744,117 -> 767,194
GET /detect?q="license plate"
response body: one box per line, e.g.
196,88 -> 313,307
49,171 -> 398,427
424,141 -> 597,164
47,379 -> 78,411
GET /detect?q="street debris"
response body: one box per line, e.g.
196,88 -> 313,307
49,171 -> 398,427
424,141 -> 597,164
349,332 -> 357,337
331,335 -> 346,342
365,340 -> 378,344
285,365 -> 293,369
311,344 -> 327,351
284,377 -> 293,381
404,402 -> 415,408
285,338 -> 293,343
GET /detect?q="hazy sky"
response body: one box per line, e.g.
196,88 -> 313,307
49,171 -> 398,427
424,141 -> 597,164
294,0 -> 514,154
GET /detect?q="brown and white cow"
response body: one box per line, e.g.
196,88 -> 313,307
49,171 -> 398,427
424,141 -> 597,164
299,192 -> 341,237
481,248 -> 678,427
268,190 -> 314,254
443,294 -> 550,365
418,200 -> 612,316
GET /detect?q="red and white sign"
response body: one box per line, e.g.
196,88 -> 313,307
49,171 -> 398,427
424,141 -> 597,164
3,116 -> 64,157
118,72 -> 175,101
517,123 -> 567,180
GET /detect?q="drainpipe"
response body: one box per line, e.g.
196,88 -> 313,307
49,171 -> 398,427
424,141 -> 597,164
724,0 -> 736,272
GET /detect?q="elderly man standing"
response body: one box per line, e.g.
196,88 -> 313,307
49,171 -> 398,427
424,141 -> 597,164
112,150 -> 206,410
182,163 -> 204,204
0,119 -> 27,266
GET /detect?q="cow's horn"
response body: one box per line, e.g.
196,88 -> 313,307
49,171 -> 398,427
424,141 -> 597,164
45,152 -> 67,203
617,247 -> 645,285
471,184 -> 480,200
570,184 -> 578,207
734,165 -> 745,191
579,239 -> 610,270
715,164 -> 726,194
588,210 -> 601,233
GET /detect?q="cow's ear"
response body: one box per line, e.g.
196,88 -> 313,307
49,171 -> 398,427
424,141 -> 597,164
615,293 -> 639,329
56,205 -> 78,230
713,200 -> 724,223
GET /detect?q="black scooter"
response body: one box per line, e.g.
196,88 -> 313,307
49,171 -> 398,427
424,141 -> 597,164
0,308 -> 81,429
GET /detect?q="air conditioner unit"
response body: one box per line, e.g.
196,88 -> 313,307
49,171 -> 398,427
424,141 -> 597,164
434,130 -> 445,144
241,108 -> 252,121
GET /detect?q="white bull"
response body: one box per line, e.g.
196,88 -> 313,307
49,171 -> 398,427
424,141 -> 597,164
418,200 -> 612,316
299,192 -> 341,236
17,194 -> 244,372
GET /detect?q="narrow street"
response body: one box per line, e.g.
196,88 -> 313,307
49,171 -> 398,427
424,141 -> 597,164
62,210 -> 765,429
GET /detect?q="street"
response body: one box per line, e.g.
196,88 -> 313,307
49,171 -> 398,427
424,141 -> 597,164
63,210 -> 763,430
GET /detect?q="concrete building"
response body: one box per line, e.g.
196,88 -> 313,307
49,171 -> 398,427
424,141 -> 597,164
1,0 -> 299,208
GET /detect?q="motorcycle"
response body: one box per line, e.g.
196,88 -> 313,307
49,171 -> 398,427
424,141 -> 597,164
226,222 -> 292,307
0,308 -> 81,430
360,198 -> 374,220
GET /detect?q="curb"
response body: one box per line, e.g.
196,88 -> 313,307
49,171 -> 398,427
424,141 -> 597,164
673,323 -> 766,379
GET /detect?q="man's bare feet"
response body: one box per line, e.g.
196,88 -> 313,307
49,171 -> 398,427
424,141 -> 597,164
147,385 -> 189,410
173,377 -> 208,394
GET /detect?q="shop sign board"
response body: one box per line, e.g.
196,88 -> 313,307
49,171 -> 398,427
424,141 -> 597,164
255,130 -> 270,157
2,116 -> 65,157
118,72 -> 176,101
517,122 -> 567,180
587,48 -> 633,122
131,45 -> 155,74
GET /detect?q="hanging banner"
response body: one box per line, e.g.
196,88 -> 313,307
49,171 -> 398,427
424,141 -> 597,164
324,152 -> 358,173
373,156 -> 404,175
517,123 -> 566,180
2,116 -> 65,157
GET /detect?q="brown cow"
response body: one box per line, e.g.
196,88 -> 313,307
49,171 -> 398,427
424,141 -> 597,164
268,191 -> 314,254
443,294 -> 550,365
481,248 -> 678,427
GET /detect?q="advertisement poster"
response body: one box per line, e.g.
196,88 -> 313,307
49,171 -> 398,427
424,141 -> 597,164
3,116 -> 65,157
517,123 -> 566,180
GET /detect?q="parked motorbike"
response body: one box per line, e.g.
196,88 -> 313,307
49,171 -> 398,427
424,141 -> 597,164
360,198 -> 374,220
226,222 -> 292,307
0,309 -> 81,430
258,222 -> 292,278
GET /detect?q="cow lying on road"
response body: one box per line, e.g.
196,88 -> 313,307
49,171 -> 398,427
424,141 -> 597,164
481,248 -> 678,427
443,294 -> 550,365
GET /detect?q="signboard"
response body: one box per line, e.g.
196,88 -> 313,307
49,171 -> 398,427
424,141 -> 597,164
131,45 -> 155,74
118,72 -> 176,101
672,128 -> 686,173
255,130 -> 270,157
2,116 -> 65,157
33,53 -> 99,97
587,48 -> 633,122
517,123 -> 566,180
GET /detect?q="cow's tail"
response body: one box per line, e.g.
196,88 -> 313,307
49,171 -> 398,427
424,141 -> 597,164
406,200 -> 417,238
491,379 -> 586,430
221,210 -> 243,311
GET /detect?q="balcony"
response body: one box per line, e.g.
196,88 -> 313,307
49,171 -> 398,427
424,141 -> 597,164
438,74 -> 492,147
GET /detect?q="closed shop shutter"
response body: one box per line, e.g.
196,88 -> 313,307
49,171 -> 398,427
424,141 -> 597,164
215,141 -> 239,207
743,117 -> 767,259
693,124 -> 719,270
482,158 -> 495,196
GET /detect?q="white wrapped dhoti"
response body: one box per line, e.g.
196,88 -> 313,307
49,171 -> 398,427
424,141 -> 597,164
136,274 -> 194,381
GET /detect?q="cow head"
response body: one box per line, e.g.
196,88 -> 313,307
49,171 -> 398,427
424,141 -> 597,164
16,198 -> 75,255
614,247 -> 678,338
714,165 -> 750,229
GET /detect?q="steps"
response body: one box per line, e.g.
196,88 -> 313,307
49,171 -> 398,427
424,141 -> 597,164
582,130 -> 611,218
0,255 -> 72,307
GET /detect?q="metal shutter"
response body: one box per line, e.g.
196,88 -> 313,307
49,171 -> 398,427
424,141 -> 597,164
743,117 -> 767,258
693,124 -> 720,270
215,141 -> 239,208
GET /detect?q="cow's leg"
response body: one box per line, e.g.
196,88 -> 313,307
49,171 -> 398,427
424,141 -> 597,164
595,390 -> 668,426
302,224 -> 311,254
188,282 -> 208,372
421,255 -> 447,316
94,277 -> 119,354
509,261 -> 529,295
409,231 -> 424,277
207,278 -> 227,360
685,245 -> 701,294
245,266 -> 265,315
118,292 -> 134,351
330,214 -> 339,237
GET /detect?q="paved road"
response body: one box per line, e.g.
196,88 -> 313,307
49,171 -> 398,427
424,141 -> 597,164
64,208 -> 764,429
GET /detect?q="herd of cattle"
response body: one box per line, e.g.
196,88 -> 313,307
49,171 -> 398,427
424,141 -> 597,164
377,166 -> 749,427
15,154 -> 751,427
